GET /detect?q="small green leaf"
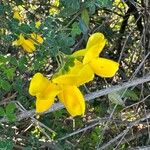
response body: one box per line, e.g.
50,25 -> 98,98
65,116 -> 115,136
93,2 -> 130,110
0,107 -> 5,116
96,0 -> 113,8
0,79 -> 11,91
81,9 -> 90,27
5,68 -> 16,80
6,113 -> 16,122
0,140 -> 13,150
108,92 -> 125,106
71,22 -> 81,37
6,103 -> 16,122
118,89 -> 139,101
6,103 -> 16,113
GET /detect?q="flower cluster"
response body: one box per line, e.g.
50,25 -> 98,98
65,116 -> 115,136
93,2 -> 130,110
12,6 -> 43,53
13,33 -> 43,53
29,33 -> 119,117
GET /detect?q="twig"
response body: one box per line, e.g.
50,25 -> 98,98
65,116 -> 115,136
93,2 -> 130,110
0,75 -> 150,123
98,113 -> 150,150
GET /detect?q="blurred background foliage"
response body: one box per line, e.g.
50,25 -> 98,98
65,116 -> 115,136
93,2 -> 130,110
0,0 -> 150,149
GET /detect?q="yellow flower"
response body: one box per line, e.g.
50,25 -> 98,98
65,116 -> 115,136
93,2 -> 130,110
29,33 -> 44,45
13,6 -> 25,21
13,10 -> 22,21
52,59 -> 94,86
35,21 -> 41,28
13,33 -> 43,53
72,32 -> 119,78
29,73 -> 85,116
13,34 -> 35,53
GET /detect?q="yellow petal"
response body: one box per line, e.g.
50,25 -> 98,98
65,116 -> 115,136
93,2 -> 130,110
29,73 -> 51,96
35,83 -> 60,113
52,60 -> 94,86
58,85 -> 85,117
86,32 -> 105,49
83,39 -> 106,64
14,34 -> 25,46
68,60 -> 94,86
22,39 -> 36,53
35,98 -> 55,113
13,10 -> 22,21
67,59 -> 82,72
52,74 -> 78,85
30,33 -> 44,45
71,49 -> 86,57
76,64 -> 94,86
35,21 -> 41,28
90,58 -> 119,78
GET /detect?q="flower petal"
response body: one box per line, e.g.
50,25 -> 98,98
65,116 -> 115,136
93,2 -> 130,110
22,39 -> 36,53
35,21 -> 41,28
13,10 -> 22,21
58,85 -> 85,117
86,32 -> 105,49
52,60 -> 94,86
35,98 -> 55,113
29,73 -> 51,96
76,64 -> 94,86
30,33 -> 44,45
90,58 -> 119,78
71,49 -> 86,57
13,34 -> 25,46
35,83 -> 60,113
83,38 -> 106,64
52,74 -> 78,85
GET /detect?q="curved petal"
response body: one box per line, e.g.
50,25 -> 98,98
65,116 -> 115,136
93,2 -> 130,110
13,10 -> 22,21
35,83 -> 60,113
83,39 -> 106,64
52,74 -> 78,85
71,49 -> 86,57
29,73 -> 51,96
52,61 -> 94,86
30,33 -> 44,45
86,32 -> 105,49
90,58 -> 119,78
13,34 -> 25,46
76,64 -> 94,86
36,98 -> 55,113
58,85 -> 85,117
22,39 -> 36,53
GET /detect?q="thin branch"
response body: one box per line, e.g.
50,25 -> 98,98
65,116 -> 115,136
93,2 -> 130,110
0,75 -> 150,123
98,113 -> 150,150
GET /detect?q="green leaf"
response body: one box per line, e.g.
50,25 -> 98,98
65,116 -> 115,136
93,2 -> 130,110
71,22 -> 81,37
0,140 -> 13,150
108,92 -> 125,106
79,18 -> 88,34
6,103 -> 16,113
0,107 -> 5,116
81,9 -> 90,27
6,113 -> 16,122
19,24 -> 31,34
6,103 -> 16,122
5,68 -> 16,81
118,89 -> 139,101
96,0 -> 113,8
60,0 -> 80,16
63,57 -> 75,72
0,4 -> 5,15
0,79 -> 11,91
